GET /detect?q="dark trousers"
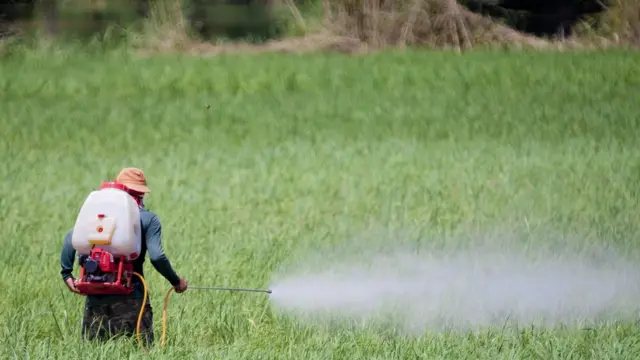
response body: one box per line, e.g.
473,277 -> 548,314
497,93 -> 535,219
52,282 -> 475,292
81,296 -> 154,346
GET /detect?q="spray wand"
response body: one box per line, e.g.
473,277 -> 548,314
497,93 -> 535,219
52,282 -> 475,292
155,282 -> 272,350
188,286 -> 272,294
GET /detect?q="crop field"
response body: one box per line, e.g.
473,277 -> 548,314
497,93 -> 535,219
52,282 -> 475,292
1,46 -> 640,359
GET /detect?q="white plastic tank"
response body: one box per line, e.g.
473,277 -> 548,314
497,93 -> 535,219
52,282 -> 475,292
71,186 -> 142,260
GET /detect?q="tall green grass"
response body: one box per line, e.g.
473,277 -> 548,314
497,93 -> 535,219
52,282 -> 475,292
1,46 -> 640,359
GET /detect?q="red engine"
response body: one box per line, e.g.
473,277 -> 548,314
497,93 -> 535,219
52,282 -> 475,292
75,248 -> 134,295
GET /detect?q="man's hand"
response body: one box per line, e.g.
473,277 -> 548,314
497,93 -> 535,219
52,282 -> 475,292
175,278 -> 188,293
65,278 -> 81,294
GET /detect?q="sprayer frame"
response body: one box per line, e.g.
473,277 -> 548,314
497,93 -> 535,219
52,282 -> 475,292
75,248 -> 135,295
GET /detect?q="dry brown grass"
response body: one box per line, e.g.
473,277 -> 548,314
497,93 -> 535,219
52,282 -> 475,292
136,29 -> 366,56
322,0 -> 555,51
319,0 -> 639,51
129,0 -> 191,52
576,0 -> 640,48
121,0 -> 640,55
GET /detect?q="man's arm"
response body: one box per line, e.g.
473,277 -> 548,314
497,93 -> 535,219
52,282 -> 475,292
60,229 -> 81,294
60,229 -> 76,282
145,213 -> 182,287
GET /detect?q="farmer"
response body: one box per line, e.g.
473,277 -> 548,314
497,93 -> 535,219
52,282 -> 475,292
59,167 -> 188,345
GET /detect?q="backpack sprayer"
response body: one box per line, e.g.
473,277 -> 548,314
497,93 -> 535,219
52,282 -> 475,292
70,181 -> 272,351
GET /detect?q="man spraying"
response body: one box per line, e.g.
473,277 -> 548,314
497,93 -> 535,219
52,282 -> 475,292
59,167 -> 188,345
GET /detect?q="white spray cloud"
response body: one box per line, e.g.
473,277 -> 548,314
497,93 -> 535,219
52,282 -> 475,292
268,228 -> 640,335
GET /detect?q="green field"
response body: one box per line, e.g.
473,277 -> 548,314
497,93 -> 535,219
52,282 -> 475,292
2,46 -> 640,359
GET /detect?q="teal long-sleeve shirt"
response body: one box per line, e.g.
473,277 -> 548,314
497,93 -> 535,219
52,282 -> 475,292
60,207 -> 181,304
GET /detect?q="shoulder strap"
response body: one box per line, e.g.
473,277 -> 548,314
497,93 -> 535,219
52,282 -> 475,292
139,207 -> 148,247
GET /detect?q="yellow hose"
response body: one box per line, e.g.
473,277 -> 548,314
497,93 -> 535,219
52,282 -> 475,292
131,272 -> 176,351
131,272 -> 149,352
161,287 -> 175,347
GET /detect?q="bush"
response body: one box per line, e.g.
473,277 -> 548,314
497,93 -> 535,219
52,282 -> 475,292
183,0 -> 289,42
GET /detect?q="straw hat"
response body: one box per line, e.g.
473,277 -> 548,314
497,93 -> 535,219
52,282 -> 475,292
115,167 -> 150,194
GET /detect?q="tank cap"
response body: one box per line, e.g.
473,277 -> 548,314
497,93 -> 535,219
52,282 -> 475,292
98,214 -> 105,219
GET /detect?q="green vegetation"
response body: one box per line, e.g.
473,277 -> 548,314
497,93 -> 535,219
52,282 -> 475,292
1,46 -> 640,359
